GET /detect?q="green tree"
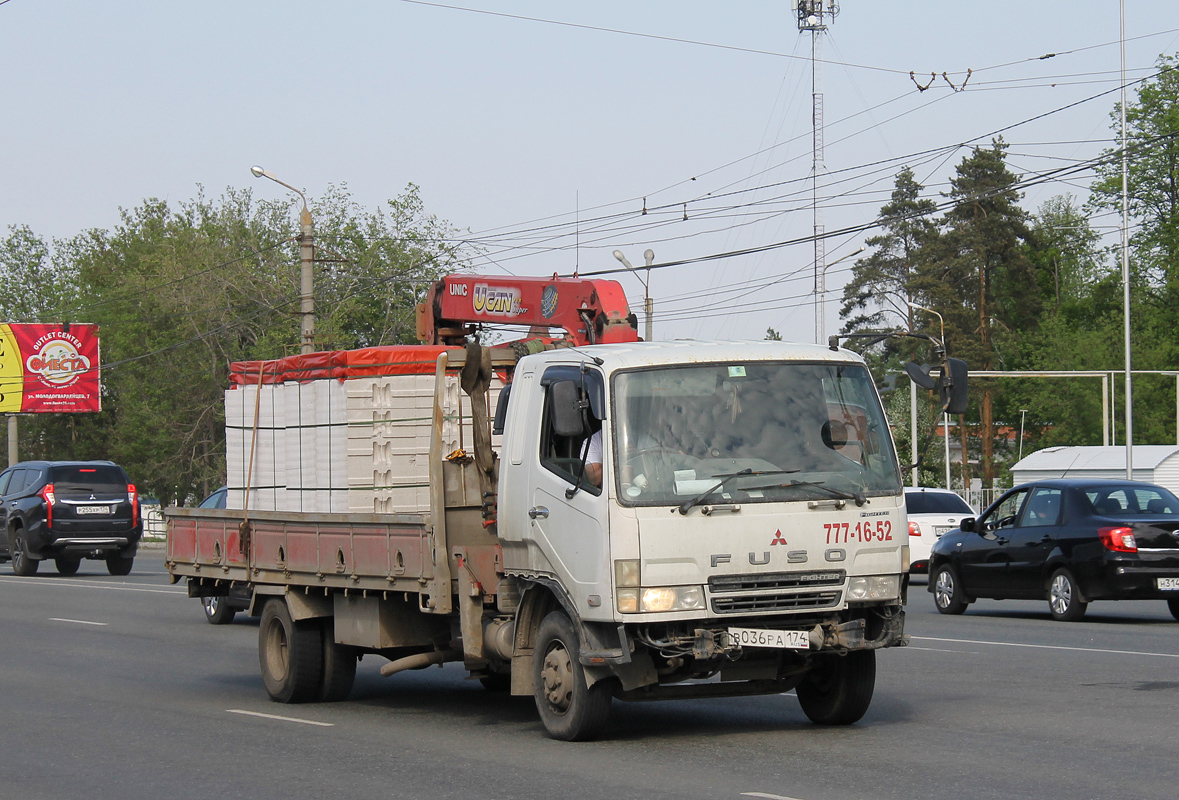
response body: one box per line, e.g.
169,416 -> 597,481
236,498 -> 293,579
0,225 -> 76,321
10,184 -> 467,504
840,167 -> 939,336
912,139 -> 1039,488
1091,55 -> 1179,304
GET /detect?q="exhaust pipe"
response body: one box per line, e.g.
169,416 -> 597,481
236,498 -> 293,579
379,649 -> 462,677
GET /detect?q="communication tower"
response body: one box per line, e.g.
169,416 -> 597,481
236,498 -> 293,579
795,1 -> 838,343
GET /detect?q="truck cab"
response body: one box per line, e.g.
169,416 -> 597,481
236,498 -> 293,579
496,341 -> 908,736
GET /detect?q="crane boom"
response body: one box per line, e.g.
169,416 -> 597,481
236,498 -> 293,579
416,274 -> 639,346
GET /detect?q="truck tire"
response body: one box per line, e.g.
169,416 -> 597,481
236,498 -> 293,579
11,533 -> 38,576
203,596 -> 237,625
932,564 -> 968,615
55,558 -> 81,576
796,650 -> 876,725
318,619 -> 358,702
1047,568 -> 1087,621
532,610 -> 614,741
259,599 -> 323,703
106,556 -> 134,576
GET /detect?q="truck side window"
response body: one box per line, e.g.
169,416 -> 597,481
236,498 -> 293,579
539,384 -> 603,496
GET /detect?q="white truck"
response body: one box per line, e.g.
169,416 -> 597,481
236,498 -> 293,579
167,276 -> 934,740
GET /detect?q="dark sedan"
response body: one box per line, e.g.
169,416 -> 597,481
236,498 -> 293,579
928,479 -> 1179,621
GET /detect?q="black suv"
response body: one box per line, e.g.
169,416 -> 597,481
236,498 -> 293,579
0,461 -> 142,576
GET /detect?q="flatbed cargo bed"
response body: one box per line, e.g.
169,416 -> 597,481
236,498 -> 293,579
165,506 -> 436,595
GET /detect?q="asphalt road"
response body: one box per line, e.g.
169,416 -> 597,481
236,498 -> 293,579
2,553 -> 1177,800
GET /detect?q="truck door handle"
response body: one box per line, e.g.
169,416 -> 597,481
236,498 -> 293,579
528,506 -> 549,520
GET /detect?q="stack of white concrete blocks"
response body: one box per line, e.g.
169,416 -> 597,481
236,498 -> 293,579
225,354 -> 501,515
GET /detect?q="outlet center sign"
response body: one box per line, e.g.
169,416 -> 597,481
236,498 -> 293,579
0,323 -> 101,413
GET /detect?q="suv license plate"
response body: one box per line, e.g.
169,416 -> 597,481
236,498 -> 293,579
76,505 -> 112,515
1158,578 -> 1179,591
728,627 -> 811,650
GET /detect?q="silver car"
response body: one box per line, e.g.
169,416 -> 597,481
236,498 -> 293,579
906,487 -> 974,574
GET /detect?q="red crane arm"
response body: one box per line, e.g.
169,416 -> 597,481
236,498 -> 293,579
416,275 -> 639,346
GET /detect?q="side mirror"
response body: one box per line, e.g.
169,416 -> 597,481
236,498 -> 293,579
821,420 -> 851,448
550,380 -> 586,438
959,517 -> 975,533
906,358 -> 969,416
492,381 -> 512,436
941,358 -> 969,416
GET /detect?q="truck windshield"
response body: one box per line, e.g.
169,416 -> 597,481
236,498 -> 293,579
611,361 -> 901,507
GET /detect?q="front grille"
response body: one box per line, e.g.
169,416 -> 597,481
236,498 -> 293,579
709,570 -> 845,593
711,590 -> 842,614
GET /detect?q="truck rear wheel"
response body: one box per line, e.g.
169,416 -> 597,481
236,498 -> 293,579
259,599 -> 323,703
796,650 -> 876,725
532,610 -> 613,741
318,619 -> 358,702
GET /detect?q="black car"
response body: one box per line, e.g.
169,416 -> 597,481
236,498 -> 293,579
929,479 -> 1179,621
0,460 -> 142,576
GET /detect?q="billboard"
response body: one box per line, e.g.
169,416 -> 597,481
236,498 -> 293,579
0,323 -> 101,413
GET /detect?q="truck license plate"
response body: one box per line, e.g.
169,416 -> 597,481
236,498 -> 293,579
1157,578 -> 1179,590
75,505 -> 111,515
728,627 -> 811,650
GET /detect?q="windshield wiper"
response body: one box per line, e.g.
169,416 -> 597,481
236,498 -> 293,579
742,478 -> 867,507
677,469 -> 799,515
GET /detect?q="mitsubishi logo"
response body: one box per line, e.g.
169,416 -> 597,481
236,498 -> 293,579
771,529 -> 788,546
89,494 -> 97,501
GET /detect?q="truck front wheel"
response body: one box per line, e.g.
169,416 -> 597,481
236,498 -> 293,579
532,610 -> 613,741
796,650 -> 876,725
259,599 -> 323,703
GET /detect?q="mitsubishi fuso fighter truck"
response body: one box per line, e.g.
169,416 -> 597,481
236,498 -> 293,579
166,273 -> 960,740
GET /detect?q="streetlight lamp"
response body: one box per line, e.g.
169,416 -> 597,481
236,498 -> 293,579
251,165 -> 316,354
613,248 -> 655,341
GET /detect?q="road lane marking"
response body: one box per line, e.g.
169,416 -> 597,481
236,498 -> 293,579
906,646 -> 978,654
0,576 -> 185,595
742,793 -> 807,800
227,709 -> 334,727
49,618 -> 108,626
913,636 -> 1179,659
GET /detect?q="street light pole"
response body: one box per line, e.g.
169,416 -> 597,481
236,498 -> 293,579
1119,0 -> 1134,479
817,246 -> 865,343
909,303 -> 949,490
251,166 -> 316,354
613,249 -> 655,341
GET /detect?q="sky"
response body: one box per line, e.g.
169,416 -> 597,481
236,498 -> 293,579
2,1 -> 1177,345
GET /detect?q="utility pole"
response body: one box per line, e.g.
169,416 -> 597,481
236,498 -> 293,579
251,166 -> 316,354
796,1 -> 838,344
613,249 -> 656,341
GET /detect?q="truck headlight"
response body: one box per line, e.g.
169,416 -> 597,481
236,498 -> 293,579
847,575 -> 900,601
616,585 -> 705,613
